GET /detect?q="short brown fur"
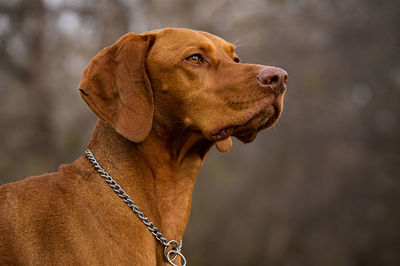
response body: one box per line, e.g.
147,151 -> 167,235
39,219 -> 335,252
0,28 -> 287,265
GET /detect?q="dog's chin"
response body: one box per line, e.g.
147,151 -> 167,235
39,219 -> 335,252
206,104 -> 281,146
233,124 -> 263,144
234,131 -> 258,143
233,105 -> 280,143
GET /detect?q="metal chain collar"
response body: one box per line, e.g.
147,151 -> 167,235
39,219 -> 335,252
85,149 -> 187,266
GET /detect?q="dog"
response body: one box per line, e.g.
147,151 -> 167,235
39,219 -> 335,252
0,28 -> 287,265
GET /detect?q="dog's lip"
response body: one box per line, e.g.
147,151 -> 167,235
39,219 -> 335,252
208,103 -> 279,142
209,126 -> 235,141
234,130 -> 259,143
233,117 -> 268,143
264,104 -> 280,128
237,103 -> 277,128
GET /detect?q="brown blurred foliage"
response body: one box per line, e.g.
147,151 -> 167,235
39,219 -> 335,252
0,0 -> 399,265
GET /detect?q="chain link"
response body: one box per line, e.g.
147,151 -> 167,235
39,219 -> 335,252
85,149 -> 186,266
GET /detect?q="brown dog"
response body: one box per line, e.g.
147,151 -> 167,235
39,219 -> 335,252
0,28 -> 287,265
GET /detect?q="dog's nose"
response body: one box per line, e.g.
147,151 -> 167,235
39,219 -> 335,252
257,67 -> 288,95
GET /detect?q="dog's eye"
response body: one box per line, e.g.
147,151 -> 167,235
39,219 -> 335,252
234,57 -> 240,63
187,54 -> 203,64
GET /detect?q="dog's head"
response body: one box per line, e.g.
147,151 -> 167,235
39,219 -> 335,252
79,28 -> 287,153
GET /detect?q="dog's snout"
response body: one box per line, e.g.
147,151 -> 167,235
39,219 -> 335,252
257,67 -> 288,95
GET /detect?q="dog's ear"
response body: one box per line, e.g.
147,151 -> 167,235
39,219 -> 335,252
78,33 -> 155,143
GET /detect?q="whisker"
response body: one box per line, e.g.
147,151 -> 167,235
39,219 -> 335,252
232,34 -> 253,49
234,42 -> 250,49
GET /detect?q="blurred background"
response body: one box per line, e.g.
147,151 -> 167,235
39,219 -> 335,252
0,0 -> 399,265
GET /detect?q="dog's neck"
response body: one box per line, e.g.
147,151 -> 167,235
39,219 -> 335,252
86,119 -> 212,244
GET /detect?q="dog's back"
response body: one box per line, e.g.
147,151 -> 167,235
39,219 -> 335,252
0,162 -> 83,264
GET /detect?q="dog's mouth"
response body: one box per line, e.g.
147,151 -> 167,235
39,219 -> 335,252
209,103 -> 280,144
234,104 -> 280,143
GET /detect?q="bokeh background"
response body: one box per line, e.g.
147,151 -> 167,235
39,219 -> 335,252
1,0 -> 399,265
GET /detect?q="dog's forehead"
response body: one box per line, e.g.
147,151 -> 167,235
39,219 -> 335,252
150,28 -> 234,53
